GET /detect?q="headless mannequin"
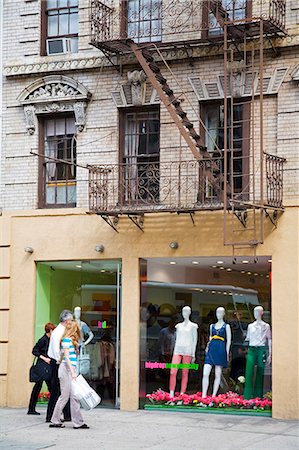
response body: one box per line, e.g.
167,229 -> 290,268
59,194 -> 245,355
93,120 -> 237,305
202,307 -> 231,398
244,306 -> 272,399
169,306 -> 198,397
74,306 -> 94,346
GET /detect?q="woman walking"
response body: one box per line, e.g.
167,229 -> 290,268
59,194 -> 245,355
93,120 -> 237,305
49,320 -> 89,429
27,322 -> 56,415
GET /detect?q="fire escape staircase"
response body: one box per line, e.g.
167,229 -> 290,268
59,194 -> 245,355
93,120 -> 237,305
129,41 -> 223,193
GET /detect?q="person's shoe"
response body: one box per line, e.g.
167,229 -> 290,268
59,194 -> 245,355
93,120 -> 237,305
73,424 -> 90,429
49,423 -> 65,428
46,419 -> 51,423
27,411 -> 40,415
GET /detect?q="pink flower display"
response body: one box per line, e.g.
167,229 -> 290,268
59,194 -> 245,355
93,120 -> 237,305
146,390 -> 272,411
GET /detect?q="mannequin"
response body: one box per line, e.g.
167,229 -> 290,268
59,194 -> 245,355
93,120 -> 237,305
74,306 -> 94,346
202,307 -> 231,398
169,306 -> 198,397
244,306 -> 272,399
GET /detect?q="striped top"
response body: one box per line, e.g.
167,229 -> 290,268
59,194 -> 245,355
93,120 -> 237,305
61,338 -> 77,368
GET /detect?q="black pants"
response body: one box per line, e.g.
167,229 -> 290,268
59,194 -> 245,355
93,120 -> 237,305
28,380 -> 51,413
46,361 -> 71,422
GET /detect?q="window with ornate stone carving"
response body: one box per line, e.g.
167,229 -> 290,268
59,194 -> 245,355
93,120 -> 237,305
43,0 -> 79,55
126,0 -> 162,43
41,116 -> 77,207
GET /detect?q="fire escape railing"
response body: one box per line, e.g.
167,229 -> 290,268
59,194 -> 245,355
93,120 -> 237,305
90,0 -> 287,49
88,152 -> 285,214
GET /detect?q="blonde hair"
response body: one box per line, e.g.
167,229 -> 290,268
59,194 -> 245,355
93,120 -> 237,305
61,320 -> 82,353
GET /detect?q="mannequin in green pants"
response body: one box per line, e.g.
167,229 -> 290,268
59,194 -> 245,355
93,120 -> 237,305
244,306 -> 272,400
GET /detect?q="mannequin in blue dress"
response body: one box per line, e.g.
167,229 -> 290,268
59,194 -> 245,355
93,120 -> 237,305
202,307 -> 232,398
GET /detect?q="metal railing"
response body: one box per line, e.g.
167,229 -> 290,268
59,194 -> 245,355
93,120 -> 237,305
90,0 -> 287,48
88,152 -> 285,214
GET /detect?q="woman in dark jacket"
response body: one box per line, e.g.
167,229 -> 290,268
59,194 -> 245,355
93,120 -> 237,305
27,322 -> 56,415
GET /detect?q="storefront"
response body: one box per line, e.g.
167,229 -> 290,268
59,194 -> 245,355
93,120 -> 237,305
139,257 -> 272,415
35,260 -> 121,408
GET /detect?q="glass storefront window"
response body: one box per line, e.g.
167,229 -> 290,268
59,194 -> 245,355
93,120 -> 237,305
35,260 -> 121,408
140,257 -> 272,415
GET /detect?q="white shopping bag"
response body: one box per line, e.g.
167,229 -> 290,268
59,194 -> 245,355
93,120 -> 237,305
72,374 -> 101,410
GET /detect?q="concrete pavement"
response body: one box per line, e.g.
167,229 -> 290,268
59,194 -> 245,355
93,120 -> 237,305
0,406 -> 298,450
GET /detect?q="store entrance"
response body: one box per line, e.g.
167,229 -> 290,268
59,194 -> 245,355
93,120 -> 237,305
35,260 -> 121,408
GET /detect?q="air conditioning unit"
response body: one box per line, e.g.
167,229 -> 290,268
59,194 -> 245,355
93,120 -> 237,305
46,38 -> 72,56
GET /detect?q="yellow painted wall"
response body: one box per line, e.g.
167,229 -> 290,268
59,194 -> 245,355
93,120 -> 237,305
0,207 -> 298,419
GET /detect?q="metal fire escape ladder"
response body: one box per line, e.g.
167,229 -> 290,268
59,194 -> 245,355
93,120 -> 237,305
128,41 -> 224,193
129,41 -> 206,161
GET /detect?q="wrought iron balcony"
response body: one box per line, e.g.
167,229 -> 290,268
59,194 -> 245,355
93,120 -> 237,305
88,152 -> 285,215
90,0 -> 287,53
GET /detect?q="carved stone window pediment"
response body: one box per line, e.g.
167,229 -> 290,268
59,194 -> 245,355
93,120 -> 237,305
17,75 -> 91,134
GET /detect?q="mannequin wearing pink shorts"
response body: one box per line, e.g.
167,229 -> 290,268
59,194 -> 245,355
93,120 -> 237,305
169,306 -> 198,397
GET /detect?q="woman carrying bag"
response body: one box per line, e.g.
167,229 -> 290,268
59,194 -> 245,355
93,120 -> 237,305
28,322 -> 56,415
49,320 -> 89,429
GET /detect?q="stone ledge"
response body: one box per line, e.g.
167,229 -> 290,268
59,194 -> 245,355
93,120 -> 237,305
4,35 -> 299,77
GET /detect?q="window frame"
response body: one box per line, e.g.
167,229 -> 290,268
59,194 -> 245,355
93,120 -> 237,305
199,99 -> 250,198
202,0 -> 252,40
123,0 -> 162,43
119,106 -> 161,205
41,0 -> 79,56
38,114 -> 77,209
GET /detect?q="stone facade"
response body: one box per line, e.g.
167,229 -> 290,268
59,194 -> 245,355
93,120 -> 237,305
0,0 -> 299,419
0,0 -> 298,210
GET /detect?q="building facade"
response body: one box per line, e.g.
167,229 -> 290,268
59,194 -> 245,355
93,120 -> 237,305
0,0 -> 298,419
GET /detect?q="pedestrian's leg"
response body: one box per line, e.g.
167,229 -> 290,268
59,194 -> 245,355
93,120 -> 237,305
180,355 -> 192,394
244,347 -> 256,399
50,365 -> 71,425
69,382 -> 84,428
28,381 -> 42,413
46,363 -> 59,422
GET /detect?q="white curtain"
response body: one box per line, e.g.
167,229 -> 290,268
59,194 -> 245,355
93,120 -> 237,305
125,117 -> 139,201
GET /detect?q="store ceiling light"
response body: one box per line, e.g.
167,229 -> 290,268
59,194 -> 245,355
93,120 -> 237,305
100,269 -> 106,273
242,260 -> 249,264
211,265 -> 217,268
76,265 -> 82,268
220,267 -> 225,270
226,268 -> 232,272
169,261 -> 176,265
192,261 -> 199,265
247,271 -> 252,275
217,260 -> 224,264
241,270 -> 245,274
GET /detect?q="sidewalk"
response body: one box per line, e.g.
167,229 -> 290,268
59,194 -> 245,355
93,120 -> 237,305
0,406 -> 298,450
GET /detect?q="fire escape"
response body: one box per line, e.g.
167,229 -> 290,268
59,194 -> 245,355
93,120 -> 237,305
88,0 -> 286,251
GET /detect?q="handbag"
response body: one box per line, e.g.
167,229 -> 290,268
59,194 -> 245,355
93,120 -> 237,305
29,357 -> 53,383
71,374 -> 101,410
78,346 -> 90,376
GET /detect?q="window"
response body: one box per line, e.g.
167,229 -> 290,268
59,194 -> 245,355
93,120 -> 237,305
201,101 -> 250,197
121,109 -> 160,204
205,0 -> 248,36
127,0 -> 162,43
43,0 -> 79,55
40,116 -> 76,207
140,257 -> 272,415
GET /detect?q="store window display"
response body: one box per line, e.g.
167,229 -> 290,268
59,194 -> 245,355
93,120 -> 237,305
140,257 -> 273,415
202,307 -> 231,398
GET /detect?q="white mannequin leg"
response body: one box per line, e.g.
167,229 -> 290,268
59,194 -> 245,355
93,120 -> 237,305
201,364 -> 212,398
212,365 -> 222,397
